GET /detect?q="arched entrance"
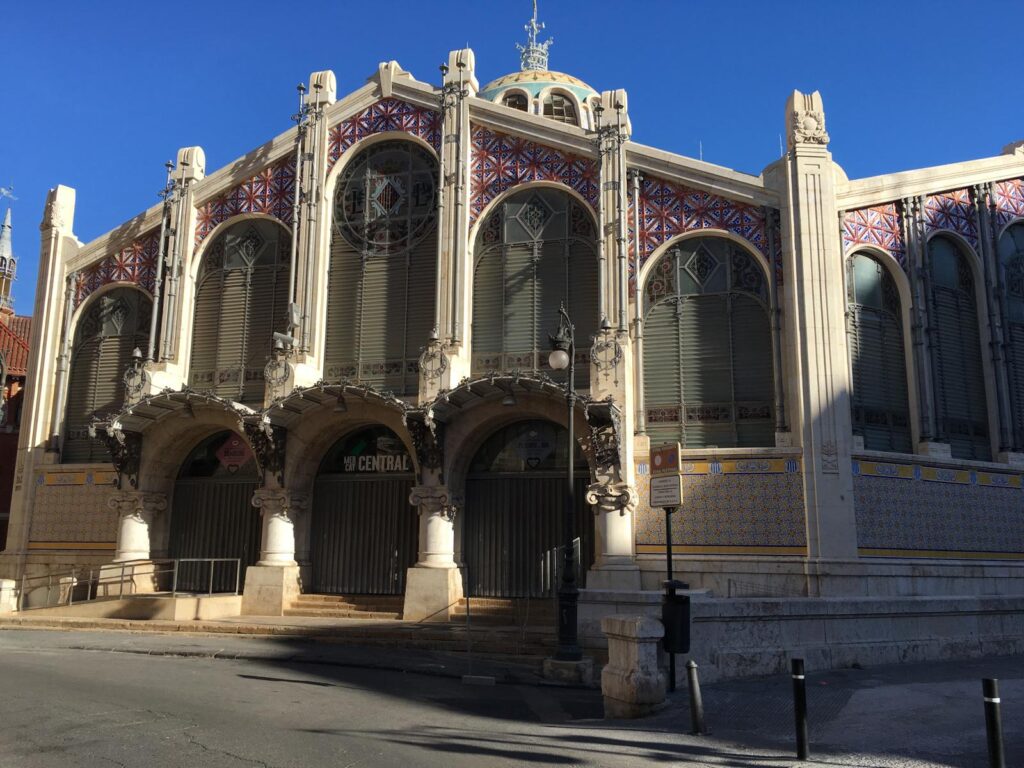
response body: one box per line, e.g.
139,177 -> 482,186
311,426 -> 417,595
169,430 -> 261,591
464,419 -> 593,598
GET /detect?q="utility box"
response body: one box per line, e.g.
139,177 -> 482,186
661,579 -> 691,654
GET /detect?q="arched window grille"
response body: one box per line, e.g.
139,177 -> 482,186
63,287 -> 151,463
998,222 -> 1024,449
846,253 -> 912,452
472,188 -> 598,388
642,237 -> 774,448
927,235 -> 991,460
189,219 -> 290,405
501,92 -> 529,112
542,93 -> 578,125
325,140 -> 437,396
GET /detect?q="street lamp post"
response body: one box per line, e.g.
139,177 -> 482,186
548,303 -> 582,662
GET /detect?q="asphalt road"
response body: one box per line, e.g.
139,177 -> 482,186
0,629 -> 1020,767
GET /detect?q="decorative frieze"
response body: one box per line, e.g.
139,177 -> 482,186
327,98 -> 442,172
924,188 -> 977,246
841,203 -> 907,271
194,157 -> 296,245
73,230 -> 160,309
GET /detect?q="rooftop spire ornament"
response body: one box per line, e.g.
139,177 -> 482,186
517,0 -> 553,71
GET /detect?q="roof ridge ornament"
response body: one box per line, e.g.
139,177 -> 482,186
517,0 -> 553,72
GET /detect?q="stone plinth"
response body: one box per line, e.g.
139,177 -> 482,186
601,615 -> 666,718
241,564 -> 300,616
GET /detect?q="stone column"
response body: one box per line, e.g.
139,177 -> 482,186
586,474 -> 641,590
110,491 -> 167,562
403,485 -> 462,622
780,91 -> 858,573
253,488 -> 297,566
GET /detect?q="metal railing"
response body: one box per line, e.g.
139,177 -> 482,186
16,558 -> 242,611
540,537 -> 581,600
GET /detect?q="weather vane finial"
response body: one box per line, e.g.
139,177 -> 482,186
516,0 -> 553,72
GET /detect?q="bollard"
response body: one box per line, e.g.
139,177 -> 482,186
686,660 -> 705,735
983,678 -> 1005,768
791,658 -> 809,760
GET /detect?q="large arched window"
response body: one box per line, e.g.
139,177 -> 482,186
325,140 -> 437,396
998,222 -> 1024,449
642,237 -> 774,448
846,253 -> 912,452
927,236 -> 990,460
63,287 -> 151,463
189,218 -> 290,405
542,93 -> 578,125
472,187 -> 598,388
501,92 -> 529,112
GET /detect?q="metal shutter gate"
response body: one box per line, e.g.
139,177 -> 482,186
848,304 -> 912,452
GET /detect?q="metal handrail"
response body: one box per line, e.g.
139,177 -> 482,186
15,558 -> 242,611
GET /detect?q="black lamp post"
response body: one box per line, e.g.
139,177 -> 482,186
547,303 -> 582,662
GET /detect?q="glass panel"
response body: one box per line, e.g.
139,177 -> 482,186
469,420 -> 586,474
928,236 -> 960,290
542,93 -> 578,125
852,253 -> 883,309
501,92 -> 529,111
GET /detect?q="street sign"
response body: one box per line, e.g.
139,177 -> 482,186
650,474 -> 682,507
651,443 -> 681,476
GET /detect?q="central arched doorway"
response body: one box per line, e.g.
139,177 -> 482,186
169,430 -> 261,592
310,426 -> 418,595
464,420 -> 593,598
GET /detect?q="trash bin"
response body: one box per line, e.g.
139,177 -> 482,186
662,579 -> 690,654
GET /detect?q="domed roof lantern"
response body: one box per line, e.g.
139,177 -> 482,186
517,0 -> 553,72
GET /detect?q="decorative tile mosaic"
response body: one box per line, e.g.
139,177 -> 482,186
29,478 -> 119,544
924,188 -> 977,246
630,175 -> 770,292
469,124 -> 599,222
995,178 -> 1024,231
854,471 -> 1024,555
194,157 -> 296,245
327,98 -> 442,173
73,230 -> 160,309
841,203 -> 907,271
634,459 -> 806,549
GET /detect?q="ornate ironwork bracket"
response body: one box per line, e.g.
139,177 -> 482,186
584,400 -> 622,473
244,418 -> 287,486
89,420 -> 142,489
405,409 -> 445,480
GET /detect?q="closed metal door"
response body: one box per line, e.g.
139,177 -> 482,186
311,475 -> 417,595
169,477 -> 260,592
464,473 -> 593,598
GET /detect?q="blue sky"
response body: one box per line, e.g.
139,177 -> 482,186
3,1 -> 1021,312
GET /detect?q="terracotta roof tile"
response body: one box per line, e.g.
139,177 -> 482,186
10,315 -> 31,345
0,321 -> 29,376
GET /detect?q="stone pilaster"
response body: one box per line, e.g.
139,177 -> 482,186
781,90 -> 858,567
110,491 -> 167,562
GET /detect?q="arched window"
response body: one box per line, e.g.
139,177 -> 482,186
927,236 -> 990,460
998,222 -> 1024,449
325,140 -> 437,396
189,218 -> 290,405
501,92 -> 529,112
642,237 -> 774,448
63,287 -> 151,463
542,93 -> 578,125
472,188 -> 598,388
846,253 -> 911,452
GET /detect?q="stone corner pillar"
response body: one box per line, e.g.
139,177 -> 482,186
781,89 -> 858,564
403,484 -> 463,622
109,491 -> 167,562
600,615 -> 666,718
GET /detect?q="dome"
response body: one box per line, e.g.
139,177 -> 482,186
479,70 -> 598,103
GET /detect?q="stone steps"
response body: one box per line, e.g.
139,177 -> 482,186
286,593 -> 404,620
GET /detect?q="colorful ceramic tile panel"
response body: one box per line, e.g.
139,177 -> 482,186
469,124 -> 599,222
854,473 -> 1024,554
995,178 -> 1024,231
194,157 -> 296,245
634,463 -> 806,548
327,98 -> 442,172
924,188 -> 977,245
630,175 -> 770,292
841,203 -> 907,271
73,230 -> 160,309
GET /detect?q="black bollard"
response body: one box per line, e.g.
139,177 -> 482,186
686,660 -> 705,735
983,678 -> 1005,768
791,658 -> 809,760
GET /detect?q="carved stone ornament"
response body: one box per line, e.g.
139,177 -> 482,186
409,485 -> 456,520
786,90 -> 829,151
41,193 -> 66,231
251,488 -> 293,520
243,419 -> 287,486
406,410 -> 444,474
585,480 -> 638,516
107,490 -> 167,522
820,440 -> 839,474
89,421 -> 142,489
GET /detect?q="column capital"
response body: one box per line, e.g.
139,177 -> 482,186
409,485 -> 456,520
586,480 -> 637,516
107,490 -> 167,521
252,488 -> 295,520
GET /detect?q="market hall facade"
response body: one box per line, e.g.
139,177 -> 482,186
4,27 -> 1024,628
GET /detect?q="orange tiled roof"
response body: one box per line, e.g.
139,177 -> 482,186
10,315 -> 31,345
0,320 -> 29,376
